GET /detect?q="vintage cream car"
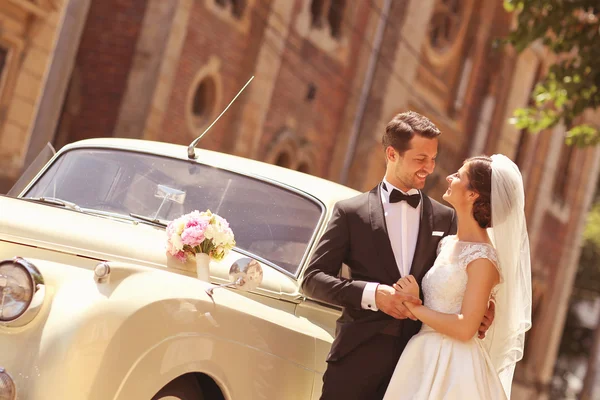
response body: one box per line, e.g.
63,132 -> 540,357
0,138 -> 359,400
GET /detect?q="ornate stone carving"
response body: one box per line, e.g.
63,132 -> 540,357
265,130 -> 315,174
429,0 -> 463,53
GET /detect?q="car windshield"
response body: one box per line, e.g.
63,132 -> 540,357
22,148 -> 324,275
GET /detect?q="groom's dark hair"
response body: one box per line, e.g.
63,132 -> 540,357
382,111 -> 441,155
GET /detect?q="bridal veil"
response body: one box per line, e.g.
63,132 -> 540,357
483,154 -> 533,398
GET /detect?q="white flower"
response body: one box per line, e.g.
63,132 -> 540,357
166,210 -> 234,262
203,223 -> 233,247
175,218 -> 186,235
203,224 -> 216,240
170,232 -> 184,251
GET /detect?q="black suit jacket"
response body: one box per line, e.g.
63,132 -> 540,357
301,185 -> 457,362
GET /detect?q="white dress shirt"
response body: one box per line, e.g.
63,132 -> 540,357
361,178 -> 422,311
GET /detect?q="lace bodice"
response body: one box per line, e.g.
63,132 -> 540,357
422,235 -> 501,315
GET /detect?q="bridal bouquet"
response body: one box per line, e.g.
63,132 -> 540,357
166,210 -> 236,263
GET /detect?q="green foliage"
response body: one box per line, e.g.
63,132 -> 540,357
584,202 -> 600,249
504,1 -> 600,146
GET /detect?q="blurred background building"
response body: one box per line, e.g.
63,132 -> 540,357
0,0 -> 599,398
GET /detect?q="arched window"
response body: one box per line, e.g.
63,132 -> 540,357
417,0 -> 475,117
327,0 -> 346,39
310,0 -> 346,40
266,130 -> 315,174
186,60 -> 222,137
275,151 -> 293,169
191,76 -> 217,127
0,47 -> 8,104
231,0 -> 247,18
0,47 -> 7,80
214,0 -> 246,19
310,0 -> 325,28
429,0 -> 463,52
297,162 -> 311,174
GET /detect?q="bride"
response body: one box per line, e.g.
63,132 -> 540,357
383,155 -> 532,399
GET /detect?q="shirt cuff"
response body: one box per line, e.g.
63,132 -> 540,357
361,282 -> 379,311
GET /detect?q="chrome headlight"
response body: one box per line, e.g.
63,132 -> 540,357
0,257 -> 45,326
0,368 -> 16,400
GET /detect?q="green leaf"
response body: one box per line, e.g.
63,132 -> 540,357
584,203 -> 600,248
504,0 -> 600,147
504,1 -> 516,12
566,124 -> 600,147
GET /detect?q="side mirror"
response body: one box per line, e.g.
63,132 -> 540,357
205,257 -> 263,301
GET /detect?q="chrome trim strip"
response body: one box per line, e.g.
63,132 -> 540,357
301,297 -> 343,312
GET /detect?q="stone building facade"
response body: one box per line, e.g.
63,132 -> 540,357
0,0 -> 599,398
0,0 -> 81,189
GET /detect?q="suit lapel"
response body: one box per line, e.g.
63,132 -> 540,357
410,194 -> 434,281
369,185 -> 401,283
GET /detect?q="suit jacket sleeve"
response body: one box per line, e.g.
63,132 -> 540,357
301,203 -> 367,309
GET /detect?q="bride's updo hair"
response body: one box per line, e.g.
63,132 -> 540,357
465,156 -> 493,228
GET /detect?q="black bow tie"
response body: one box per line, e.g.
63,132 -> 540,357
382,183 -> 421,208
390,189 -> 421,208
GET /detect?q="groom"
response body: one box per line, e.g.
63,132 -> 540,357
301,111 -> 494,399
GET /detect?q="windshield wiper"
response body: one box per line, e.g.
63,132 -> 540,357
129,212 -> 168,227
23,196 -> 82,211
22,196 -> 168,228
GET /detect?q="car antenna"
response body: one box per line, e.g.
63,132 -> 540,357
187,75 -> 254,159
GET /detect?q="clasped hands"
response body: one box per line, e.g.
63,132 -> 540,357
375,275 -> 494,339
374,275 -> 421,321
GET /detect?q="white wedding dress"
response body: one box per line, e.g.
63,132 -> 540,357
383,235 -> 507,400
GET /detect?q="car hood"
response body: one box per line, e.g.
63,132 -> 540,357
0,196 -> 301,300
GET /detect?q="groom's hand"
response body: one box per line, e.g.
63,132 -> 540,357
478,300 -> 496,339
375,284 -> 421,320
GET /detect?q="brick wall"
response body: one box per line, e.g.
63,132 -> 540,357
158,0 -> 272,152
1,0 -> 600,395
342,0 -> 409,189
0,1 -> 66,190
255,1 -> 372,178
535,212 -> 567,284
157,0 -> 375,179
60,0 -> 149,144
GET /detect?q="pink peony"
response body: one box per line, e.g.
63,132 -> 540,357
181,220 -> 209,247
166,210 -> 235,263
185,213 -> 210,228
174,250 -> 188,262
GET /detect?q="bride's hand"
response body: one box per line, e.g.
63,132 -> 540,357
393,275 -> 420,298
